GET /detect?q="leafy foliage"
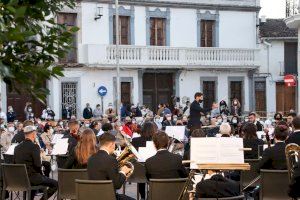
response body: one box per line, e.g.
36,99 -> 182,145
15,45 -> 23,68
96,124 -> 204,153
0,0 -> 79,103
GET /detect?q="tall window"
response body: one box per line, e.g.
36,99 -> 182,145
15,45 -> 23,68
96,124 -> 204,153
230,81 -> 242,109
201,20 -> 215,47
57,13 -> 77,63
113,16 -> 130,45
284,42 -> 298,74
61,82 -> 77,117
203,81 -> 216,110
150,17 -> 166,46
121,82 -> 131,104
255,81 -> 266,115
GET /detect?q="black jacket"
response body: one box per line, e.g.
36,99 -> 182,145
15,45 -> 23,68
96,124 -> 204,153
87,150 -> 126,190
63,149 -> 87,169
83,107 -> 93,119
255,121 -> 264,131
7,112 -> 16,123
62,130 -> 78,154
243,138 -> 264,159
257,142 -> 287,172
14,139 -> 43,185
286,131 -> 300,146
195,174 -> 240,198
188,100 -> 204,128
145,150 -> 188,179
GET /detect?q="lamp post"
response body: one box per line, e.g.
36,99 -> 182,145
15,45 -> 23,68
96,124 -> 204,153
115,0 -> 121,118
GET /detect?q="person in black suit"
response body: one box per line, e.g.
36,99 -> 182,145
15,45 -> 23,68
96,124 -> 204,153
248,112 -> 263,131
62,120 -> 80,154
87,132 -> 133,200
288,163 -> 300,199
83,103 -> 93,119
14,126 -> 57,200
195,173 -> 240,198
145,131 -> 187,179
63,128 -> 97,169
257,122 -> 288,171
286,116 -> 300,146
132,122 -> 157,199
242,123 -> 264,159
188,92 -> 205,131
11,120 -> 34,144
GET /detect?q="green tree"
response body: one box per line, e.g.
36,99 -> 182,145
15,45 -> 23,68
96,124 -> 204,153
0,0 -> 79,103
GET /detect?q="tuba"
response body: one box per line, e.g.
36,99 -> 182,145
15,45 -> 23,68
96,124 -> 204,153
285,143 -> 300,181
116,132 -> 140,177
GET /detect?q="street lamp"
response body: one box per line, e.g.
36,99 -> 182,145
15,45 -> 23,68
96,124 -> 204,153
115,0 -> 121,118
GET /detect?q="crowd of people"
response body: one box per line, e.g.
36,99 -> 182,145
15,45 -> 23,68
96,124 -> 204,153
0,92 -> 299,200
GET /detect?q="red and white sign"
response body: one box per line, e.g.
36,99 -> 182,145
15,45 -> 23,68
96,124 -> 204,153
284,75 -> 297,87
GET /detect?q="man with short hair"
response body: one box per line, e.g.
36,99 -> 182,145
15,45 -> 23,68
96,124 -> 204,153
145,131 -> 187,179
87,133 -> 133,200
286,116 -> 300,145
62,120 -> 80,153
11,120 -> 34,144
287,113 -> 297,128
83,103 -> 93,119
248,112 -> 263,131
14,126 -> 57,199
188,92 -> 205,131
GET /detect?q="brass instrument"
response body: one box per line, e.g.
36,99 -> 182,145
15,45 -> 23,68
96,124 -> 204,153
117,131 -> 140,177
178,170 -> 197,200
285,143 -> 300,181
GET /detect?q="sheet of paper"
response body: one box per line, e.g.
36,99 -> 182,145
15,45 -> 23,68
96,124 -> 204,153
5,143 -> 18,155
51,134 -> 64,144
190,137 -> 244,169
256,131 -> 265,139
165,126 -> 185,141
51,138 -> 69,155
138,147 -> 156,162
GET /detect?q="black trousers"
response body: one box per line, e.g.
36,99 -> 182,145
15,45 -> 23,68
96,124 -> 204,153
42,161 -> 51,177
31,175 -> 58,200
138,183 -> 146,199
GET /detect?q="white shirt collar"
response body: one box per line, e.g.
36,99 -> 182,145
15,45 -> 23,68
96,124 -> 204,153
157,148 -> 167,152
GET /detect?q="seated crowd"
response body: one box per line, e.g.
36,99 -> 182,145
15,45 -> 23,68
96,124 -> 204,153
0,98 -> 299,200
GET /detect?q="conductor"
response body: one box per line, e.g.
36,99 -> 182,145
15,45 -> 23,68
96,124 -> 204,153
188,92 -> 205,131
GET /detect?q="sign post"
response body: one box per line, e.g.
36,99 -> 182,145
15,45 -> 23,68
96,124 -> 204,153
98,86 -> 108,114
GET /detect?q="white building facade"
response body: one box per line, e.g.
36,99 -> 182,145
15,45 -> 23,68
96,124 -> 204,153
2,0 -> 263,119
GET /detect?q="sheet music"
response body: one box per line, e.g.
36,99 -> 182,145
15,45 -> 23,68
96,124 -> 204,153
165,126 -> 185,141
51,138 -> 69,155
51,134 -> 64,144
138,141 -> 157,162
5,143 -> 18,155
190,138 -> 244,169
256,131 -> 265,139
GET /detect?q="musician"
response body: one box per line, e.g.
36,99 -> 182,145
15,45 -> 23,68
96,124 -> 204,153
132,122 -> 157,199
62,120 -> 80,153
11,120 -> 34,144
87,133 -> 133,200
145,131 -> 187,179
242,123 -> 264,159
257,122 -> 288,171
188,92 -> 205,131
286,116 -> 300,146
64,128 -> 97,169
195,171 -> 240,198
14,126 -> 57,199
162,114 -> 175,130
248,112 -> 263,131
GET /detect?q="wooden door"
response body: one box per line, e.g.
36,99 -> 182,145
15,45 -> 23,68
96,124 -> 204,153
121,82 -> 131,104
7,86 -> 46,121
230,81 -> 242,108
201,20 -> 214,47
57,13 -> 77,63
276,82 -> 296,113
143,73 -> 173,111
203,81 -> 216,110
113,16 -> 130,45
255,81 -> 266,115
150,18 -> 166,46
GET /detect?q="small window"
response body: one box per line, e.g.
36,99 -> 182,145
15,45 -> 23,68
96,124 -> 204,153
150,17 -> 166,46
113,16 -> 131,45
201,20 -> 215,47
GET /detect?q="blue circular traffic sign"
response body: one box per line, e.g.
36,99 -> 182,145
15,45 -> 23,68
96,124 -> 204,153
98,86 -> 107,97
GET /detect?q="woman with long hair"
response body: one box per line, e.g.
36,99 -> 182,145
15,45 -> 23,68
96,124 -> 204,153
64,128 -> 97,169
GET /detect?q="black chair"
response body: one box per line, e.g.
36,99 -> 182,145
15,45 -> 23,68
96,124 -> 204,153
127,162 -> 147,200
2,154 -> 14,164
57,168 -> 88,200
148,178 -> 188,200
75,180 -> 116,200
1,164 -> 47,200
241,159 -> 260,189
260,169 -> 290,200
198,195 -> 245,200
56,155 -> 69,168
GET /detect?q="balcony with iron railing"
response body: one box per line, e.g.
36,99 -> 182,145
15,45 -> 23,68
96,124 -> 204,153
79,44 -> 260,69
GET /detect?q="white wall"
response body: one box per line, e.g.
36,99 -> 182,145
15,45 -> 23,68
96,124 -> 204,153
219,11 -> 257,48
135,6 -> 147,45
49,68 -> 139,119
170,8 -> 197,47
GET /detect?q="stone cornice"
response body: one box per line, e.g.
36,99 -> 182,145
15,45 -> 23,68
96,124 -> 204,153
78,0 -> 260,12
